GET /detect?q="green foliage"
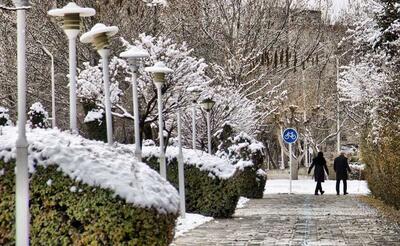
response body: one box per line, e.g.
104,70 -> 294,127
235,167 -> 266,198
363,127 -> 400,209
143,156 -> 240,218
0,161 -> 177,245
215,123 -> 267,198
82,101 -> 107,143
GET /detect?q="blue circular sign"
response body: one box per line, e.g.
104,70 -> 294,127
282,128 -> 298,144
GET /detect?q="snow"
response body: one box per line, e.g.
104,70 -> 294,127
174,213 -> 213,238
349,163 -> 366,171
84,108 -> 104,123
80,23 -> 119,44
257,168 -> 267,177
141,146 -> 237,179
236,197 -> 250,209
47,2 -> 95,17
142,0 -> 168,7
264,179 -> 370,195
0,126 -> 179,214
120,46 -> 149,59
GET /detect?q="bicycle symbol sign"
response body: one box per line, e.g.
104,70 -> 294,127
282,128 -> 298,144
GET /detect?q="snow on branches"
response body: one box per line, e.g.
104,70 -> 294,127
338,0 -> 400,141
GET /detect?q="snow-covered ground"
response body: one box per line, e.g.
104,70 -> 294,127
264,179 -> 370,195
174,213 -> 213,238
236,197 -> 250,209
174,197 -> 251,238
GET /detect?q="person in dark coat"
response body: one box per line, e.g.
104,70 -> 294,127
334,152 -> 352,195
308,152 -> 329,195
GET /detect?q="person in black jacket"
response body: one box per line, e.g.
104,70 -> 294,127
334,152 -> 352,195
308,152 -> 329,195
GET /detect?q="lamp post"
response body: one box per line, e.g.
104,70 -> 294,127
120,46 -> 150,161
201,98 -> 215,155
176,100 -> 186,218
336,56 -> 341,154
145,62 -> 173,179
48,2 -> 95,133
13,0 -> 31,244
41,45 -> 56,128
189,89 -> 201,150
80,23 -> 119,145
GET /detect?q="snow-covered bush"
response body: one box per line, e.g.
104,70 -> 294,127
339,0 -> 400,209
215,123 -> 266,198
0,127 -> 179,244
28,102 -> 49,128
142,146 -> 240,218
0,107 -> 12,126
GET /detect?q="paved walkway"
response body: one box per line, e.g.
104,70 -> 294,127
172,195 -> 400,246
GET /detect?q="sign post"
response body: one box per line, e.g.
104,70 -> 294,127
282,128 -> 298,194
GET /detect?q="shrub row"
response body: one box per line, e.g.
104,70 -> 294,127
215,123 -> 267,198
363,128 -> 400,209
0,162 -> 177,245
143,155 -> 240,218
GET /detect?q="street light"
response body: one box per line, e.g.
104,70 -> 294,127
188,88 -> 201,150
48,2 -> 95,133
80,23 -> 119,145
12,0 -> 31,244
41,45 -> 56,128
145,62 -> 173,179
120,46 -> 150,161
201,98 -> 215,155
176,99 -> 186,218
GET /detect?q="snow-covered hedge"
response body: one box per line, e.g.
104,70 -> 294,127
142,146 -> 240,218
215,123 -> 267,198
0,127 -> 179,244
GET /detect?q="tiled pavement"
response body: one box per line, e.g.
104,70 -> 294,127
172,195 -> 400,246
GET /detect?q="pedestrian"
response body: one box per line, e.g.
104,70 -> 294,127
334,152 -> 352,195
308,152 -> 329,195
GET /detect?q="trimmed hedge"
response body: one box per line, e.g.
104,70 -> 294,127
0,161 -> 177,245
236,167 -> 267,198
363,127 -> 400,209
143,156 -> 240,218
82,101 -> 107,142
215,123 -> 267,198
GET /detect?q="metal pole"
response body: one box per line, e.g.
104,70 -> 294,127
131,65 -> 142,160
15,9 -> 30,246
206,111 -> 212,155
99,49 -> 113,145
336,57 -> 341,154
156,83 -> 166,178
177,107 -> 186,217
302,71 -> 308,167
65,30 -> 80,133
289,143 -> 293,194
192,103 -> 196,150
42,46 -> 56,128
51,53 -> 56,128
280,126 -> 285,169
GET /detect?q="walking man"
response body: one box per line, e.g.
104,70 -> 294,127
334,152 -> 352,195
